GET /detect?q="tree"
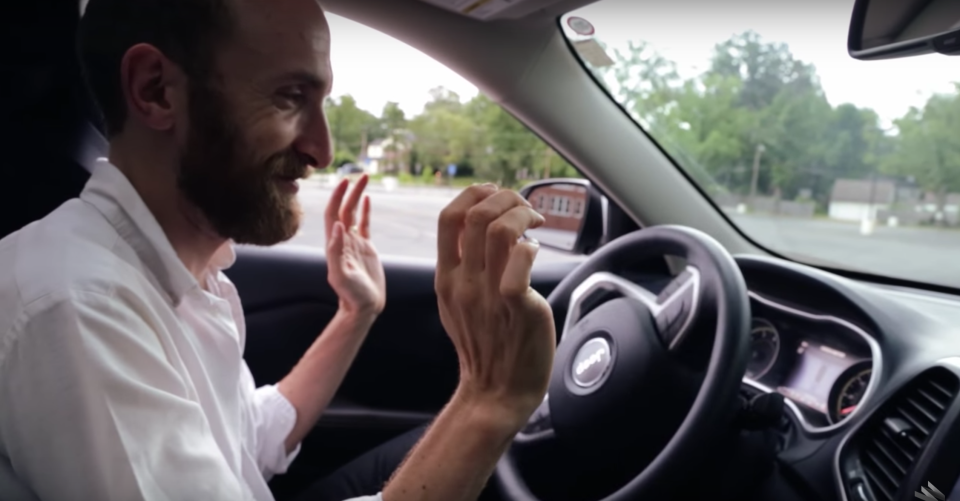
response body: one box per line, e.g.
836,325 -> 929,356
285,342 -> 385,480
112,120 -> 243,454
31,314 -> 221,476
464,94 -> 579,186
608,40 -> 682,131
408,87 -> 481,175
884,86 -> 960,215
324,95 -> 380,163
708,31 -> 820,111
380,101 -> 409,173
601,30 -> 895,207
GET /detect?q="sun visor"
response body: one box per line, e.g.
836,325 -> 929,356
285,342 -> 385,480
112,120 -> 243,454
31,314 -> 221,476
417,0 -> 567,20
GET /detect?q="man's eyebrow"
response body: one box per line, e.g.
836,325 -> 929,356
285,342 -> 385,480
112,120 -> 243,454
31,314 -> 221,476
278,70 -> 328,91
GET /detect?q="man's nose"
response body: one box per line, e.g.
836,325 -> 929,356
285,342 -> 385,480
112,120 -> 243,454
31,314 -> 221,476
294,107 -> 334,168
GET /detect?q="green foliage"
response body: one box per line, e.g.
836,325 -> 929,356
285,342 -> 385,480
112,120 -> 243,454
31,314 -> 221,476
323,29 -> 960,206
882,85 -> 960,206
324,87 -> 582,188
599,30 -> 899,208
332,150 -> 356,168
420,165 -> 435,183
324,95 -> 381,165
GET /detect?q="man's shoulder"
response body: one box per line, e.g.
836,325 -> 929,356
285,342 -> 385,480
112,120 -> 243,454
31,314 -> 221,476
0,199 -> 139,328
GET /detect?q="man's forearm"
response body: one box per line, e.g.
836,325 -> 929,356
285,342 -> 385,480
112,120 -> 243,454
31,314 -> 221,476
278,308 -> 376,452
382,390 -> 526,501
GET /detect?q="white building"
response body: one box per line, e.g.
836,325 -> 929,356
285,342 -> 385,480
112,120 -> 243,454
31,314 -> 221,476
828,178 -> 896,222
362,139 -> 385,175
360,133 -> 413,175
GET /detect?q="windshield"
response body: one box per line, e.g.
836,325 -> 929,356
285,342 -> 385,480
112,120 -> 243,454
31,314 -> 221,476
562,1 -> 960,288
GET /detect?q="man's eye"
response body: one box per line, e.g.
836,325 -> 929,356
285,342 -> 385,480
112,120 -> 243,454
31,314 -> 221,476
276,89 -> 307,108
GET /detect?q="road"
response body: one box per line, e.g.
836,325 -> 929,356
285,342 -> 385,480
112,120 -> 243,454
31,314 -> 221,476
280,177 -> 583,263
281,177 -> 960,287
729,214 -> 960,286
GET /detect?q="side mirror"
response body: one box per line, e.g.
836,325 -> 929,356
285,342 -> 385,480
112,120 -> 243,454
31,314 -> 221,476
519,179 -> 605,255
848,0 -> 960,60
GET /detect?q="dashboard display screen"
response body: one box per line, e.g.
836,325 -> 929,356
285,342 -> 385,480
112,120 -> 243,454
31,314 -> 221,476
777,341 -> 856,414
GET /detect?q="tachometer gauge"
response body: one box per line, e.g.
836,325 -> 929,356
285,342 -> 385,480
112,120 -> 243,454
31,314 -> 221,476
745,318 -> 780,380
829,362 -> 872,423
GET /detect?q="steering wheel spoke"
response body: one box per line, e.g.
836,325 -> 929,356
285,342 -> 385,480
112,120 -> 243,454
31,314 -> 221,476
651,267 -> 701,351
562,267 -> 701,352
514,395 -> 554,445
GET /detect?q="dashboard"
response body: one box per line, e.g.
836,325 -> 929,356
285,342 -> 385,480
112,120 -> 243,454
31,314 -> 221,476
729,255 -> 960,501
744,292 -> 878,429
620,254 -> 960,501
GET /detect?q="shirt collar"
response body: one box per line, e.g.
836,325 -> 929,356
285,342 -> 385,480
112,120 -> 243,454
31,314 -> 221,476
81,159 -> 236,307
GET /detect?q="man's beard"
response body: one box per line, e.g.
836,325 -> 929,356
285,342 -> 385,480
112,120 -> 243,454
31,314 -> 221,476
177,80 -> 309,246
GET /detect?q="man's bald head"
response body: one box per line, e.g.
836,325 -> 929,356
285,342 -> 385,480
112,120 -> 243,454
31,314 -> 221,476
79,0 -> 329,137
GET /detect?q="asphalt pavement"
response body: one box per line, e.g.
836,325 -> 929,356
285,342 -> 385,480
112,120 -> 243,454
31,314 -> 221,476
279,177 -> 960,288
729,214 -> 960,287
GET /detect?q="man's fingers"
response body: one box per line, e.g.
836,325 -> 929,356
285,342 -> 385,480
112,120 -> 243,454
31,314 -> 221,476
485,206 -> 545,287
325,178 -> 350,241
500,239 -> 540,300
327,221 -> 346,281
359,195 -> 372,239
339,174 -> 369,229
461,190 -> 531,275
436,184 -> 499,274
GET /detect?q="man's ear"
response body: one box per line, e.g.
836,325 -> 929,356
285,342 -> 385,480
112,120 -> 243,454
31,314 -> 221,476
119,44 -> 184,133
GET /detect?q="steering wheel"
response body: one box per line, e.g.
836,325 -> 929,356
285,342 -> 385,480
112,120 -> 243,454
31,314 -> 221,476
496,225 -> 752,500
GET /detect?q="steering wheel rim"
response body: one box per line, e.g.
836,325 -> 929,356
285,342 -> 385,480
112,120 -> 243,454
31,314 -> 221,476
496,225 -> 752,501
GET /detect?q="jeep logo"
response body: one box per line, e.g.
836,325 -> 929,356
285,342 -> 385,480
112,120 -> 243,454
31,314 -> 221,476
572,338 -> 612,387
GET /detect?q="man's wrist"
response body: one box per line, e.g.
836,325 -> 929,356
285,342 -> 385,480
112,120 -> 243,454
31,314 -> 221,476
335,304 -> 378,331
450,385 -> 539,436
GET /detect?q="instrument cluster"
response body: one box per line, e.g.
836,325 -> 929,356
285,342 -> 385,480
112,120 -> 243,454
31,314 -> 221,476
744,295 -> 876,428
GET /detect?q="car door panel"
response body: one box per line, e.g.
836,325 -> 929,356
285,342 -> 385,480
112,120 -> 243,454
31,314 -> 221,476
229,246 -> 578,495
230,245 -> 579,416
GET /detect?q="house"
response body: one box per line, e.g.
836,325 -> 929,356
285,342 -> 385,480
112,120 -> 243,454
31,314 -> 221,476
920,192 -> 960,213
530,184 -> 587,232
828,178 -> 896,222
360,132 -> 415,175
361,139 -> 386,175
527,184 -> 588,250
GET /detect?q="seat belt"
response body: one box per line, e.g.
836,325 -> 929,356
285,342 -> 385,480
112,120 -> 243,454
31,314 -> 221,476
73,120 -> 108,173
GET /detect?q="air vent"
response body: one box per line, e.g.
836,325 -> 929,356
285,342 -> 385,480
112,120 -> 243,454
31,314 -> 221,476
855,368 -> 959,501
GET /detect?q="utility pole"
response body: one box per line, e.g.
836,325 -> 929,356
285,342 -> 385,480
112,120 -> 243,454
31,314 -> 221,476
359,128 -> 368,160
748,144 -> 766,209
543,148 -> 552,179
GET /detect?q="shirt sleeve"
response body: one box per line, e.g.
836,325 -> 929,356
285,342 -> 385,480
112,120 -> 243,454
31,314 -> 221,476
242,365 -> 301,478
0,290 -> 247,501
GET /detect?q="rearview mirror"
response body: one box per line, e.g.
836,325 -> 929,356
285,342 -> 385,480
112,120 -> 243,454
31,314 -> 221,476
519,179 -> 604,254
848,0 -> 960,60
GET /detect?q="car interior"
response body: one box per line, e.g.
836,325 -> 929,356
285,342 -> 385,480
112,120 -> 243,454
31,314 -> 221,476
5,0 -> 960,500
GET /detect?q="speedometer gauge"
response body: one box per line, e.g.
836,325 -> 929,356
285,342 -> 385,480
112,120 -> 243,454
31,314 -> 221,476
745,318 -> 780,380
829,362 -> 872,423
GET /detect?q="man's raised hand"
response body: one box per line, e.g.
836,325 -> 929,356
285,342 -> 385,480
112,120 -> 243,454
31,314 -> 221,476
435,184 -> 556,424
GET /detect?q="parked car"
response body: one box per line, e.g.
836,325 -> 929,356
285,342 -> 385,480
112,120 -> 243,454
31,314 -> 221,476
336,163 -> 365,176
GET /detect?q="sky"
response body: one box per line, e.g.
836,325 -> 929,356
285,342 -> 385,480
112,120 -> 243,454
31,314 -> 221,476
327,0 -> 958,128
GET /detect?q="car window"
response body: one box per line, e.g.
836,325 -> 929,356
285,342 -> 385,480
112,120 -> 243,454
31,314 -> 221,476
562,1 -> 960,287
282,14 -> 583,263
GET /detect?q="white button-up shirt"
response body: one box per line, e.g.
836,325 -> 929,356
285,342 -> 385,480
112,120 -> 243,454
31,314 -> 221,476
0,160 -> 378,501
